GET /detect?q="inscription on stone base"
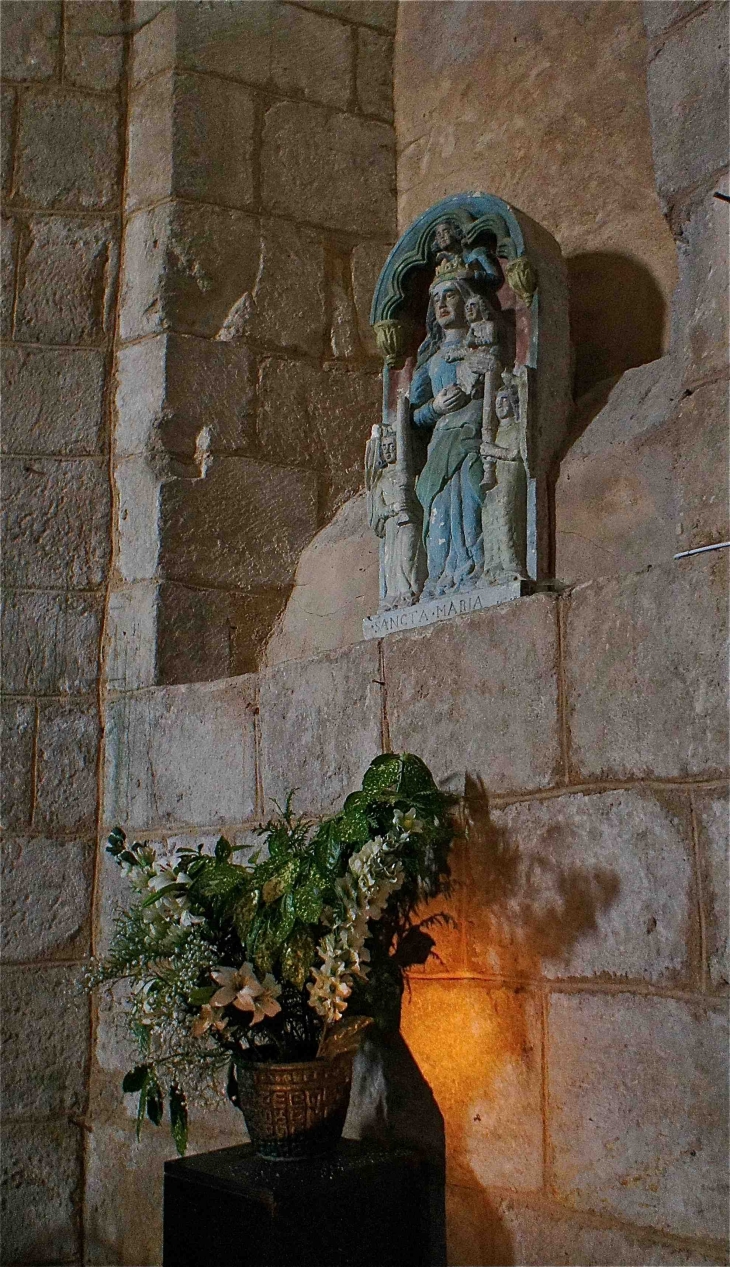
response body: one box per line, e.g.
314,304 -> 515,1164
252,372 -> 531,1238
363,580 -> 531,639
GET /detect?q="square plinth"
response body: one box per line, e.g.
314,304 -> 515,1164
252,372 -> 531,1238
363,579 -> 532,639
163,1138 -> 430,1267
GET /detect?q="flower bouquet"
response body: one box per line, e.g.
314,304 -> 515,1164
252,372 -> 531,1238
89,753 -> 453,1157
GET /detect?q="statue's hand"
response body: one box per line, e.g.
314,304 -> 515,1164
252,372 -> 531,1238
433,384 -> 468,415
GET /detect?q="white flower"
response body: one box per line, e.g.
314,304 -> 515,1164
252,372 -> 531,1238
210,964 -> 282,1025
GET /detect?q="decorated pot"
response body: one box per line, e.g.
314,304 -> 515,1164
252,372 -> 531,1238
236,1054 -> 354,1160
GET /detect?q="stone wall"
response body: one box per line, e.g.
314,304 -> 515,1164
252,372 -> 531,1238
1,4 -> 124,1261
107,0 -> 396,690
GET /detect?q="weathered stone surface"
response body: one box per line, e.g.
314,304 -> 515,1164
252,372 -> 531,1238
14,88 -> 120,209
104,676 -> 257,830
1,837 -> 93,962
116,334 -> 255,460
328,252 -> 360,359
462,787 -> 696,985
65,1 -> 125,91
1,591 -> 102,694
261,101 -> 395,236
159,455 -> 318,590
1,346 -> 106,455
131,0 -> 272,88
646,3 -> 729,205
643,1 -> 707,41
15,215 -> 117,344
241,218 -> 327,356
671,184 -> 730,387
384,594 -> 561,795
114,454 -> 160,583
127,71 -> 255,212
256,357 -> 318,468
1,964 -> 89,1114
119,201 -> 259,341
694,786 -> 730,990
1,1121 -> 82,1266
1,87 -> 16,194
446,1184 -> 728,1267
565,552 -> 728,781
272,4 -> 352,108
357,28 -> 393,120
556,372 -> 729,579
0,701 -> 34,832
104,582 -> 158,692
35,699 -> 100,834
0,1 -> 61,81
259,640 -> 382,816
157,582 -> 287,684
549,992 -> 729,1240
296,1 -> 397,31
1,456 -> 110,588
1,214 -> 19,338
400,980 -> 543,1191
265,491 -> 379,666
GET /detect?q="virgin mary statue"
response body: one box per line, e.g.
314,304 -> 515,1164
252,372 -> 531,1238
410,259 -> 501,598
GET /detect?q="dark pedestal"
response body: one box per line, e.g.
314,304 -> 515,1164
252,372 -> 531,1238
163,1138 -> 430,1267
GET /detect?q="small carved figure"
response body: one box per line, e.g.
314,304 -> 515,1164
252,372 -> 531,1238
365,420 -> 424,610
481,371 -> 529,585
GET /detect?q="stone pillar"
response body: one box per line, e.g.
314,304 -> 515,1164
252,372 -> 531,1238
0,3 -> 125,1261
108,0 -> 397,689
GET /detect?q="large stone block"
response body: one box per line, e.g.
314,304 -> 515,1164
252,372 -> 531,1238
0,701 -> 34,832
131,0 -> 272,88
0,1 -> 61,81
265,491 -> 380,667
0,837 -> 93,962
357,28 -> 393,120
14,87 -> 120,209
1,346 -> 106,455
261,101 -> 395,236
564,552 -> 728,781
1,964 -> 90,1114
1,1121 -> 82,1266
127,71 -> 255,212
64,0 -> 124,90
462,787 -> 696,985
548,992 -> 729,1240
556,372 -> 729,579
119,201 -> 259,341
114,454 -> 161,582
671,183 -> 730,387
400,980 -> 543,1191
1,87 -> 16,194
1,214 -> 19,337
446,1184 -> 728,1267
104,675 -> 257,830
240,218 -> 327,357
642,2 -> 707,41
1,590 -> 102,694
35,698 -> 100,834
1,456 -> 111,588
694,786 -> 730,990
104,582 -> 158,692
259,640 -> 383,816
295,1 -> 397,31
116,333 -> 256,462
646,3 -> 729,206
384,595 -> 562,796
15,215 -> 117,344
159,455 -> 318,590
272,4 -> 352,108
156,582 -> 288,684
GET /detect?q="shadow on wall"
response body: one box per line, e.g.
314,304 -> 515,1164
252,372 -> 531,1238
567,251 -> 666,398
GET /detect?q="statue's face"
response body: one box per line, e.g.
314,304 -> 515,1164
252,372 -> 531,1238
496,391 -> 513,421
432,282 -> 466,330
382,436 -> 396,464
434,221 -> 458,251
465,295 -> 484,323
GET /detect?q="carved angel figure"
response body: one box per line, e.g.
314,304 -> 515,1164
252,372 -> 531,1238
365,424 -> 424,610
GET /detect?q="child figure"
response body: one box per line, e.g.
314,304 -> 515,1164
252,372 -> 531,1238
456,293 -> 517,489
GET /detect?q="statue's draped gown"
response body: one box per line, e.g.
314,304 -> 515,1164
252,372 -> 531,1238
410,342 -> 485,594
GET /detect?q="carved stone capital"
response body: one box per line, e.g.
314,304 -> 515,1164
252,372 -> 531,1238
373,319 -> 411,368
505,255 -> 537,307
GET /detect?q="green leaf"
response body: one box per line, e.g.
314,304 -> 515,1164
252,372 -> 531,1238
281,927 -> 316,989
215,836 -> 232,862
313,828 -> 343,878
267,825 -> 292,862
122,1064 -> 149,1094
293,876 -> 323,924
169,1084 -> 188,1156
188,986 -> 215,1007
274,890 -> 297,942
361,753 -> 403,797
398,753 -> 437,797
107,827 -> 126,856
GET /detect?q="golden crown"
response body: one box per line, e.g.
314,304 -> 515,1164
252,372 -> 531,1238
430,253 -> 472,288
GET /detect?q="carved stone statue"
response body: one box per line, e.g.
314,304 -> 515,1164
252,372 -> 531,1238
364,192 -> 571,638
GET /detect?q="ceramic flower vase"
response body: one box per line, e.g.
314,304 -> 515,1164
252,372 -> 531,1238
236,1054 -> 354,1160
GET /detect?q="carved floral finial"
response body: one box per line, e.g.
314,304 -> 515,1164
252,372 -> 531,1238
505,255 -> 537,307
373,318 -> 411,368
